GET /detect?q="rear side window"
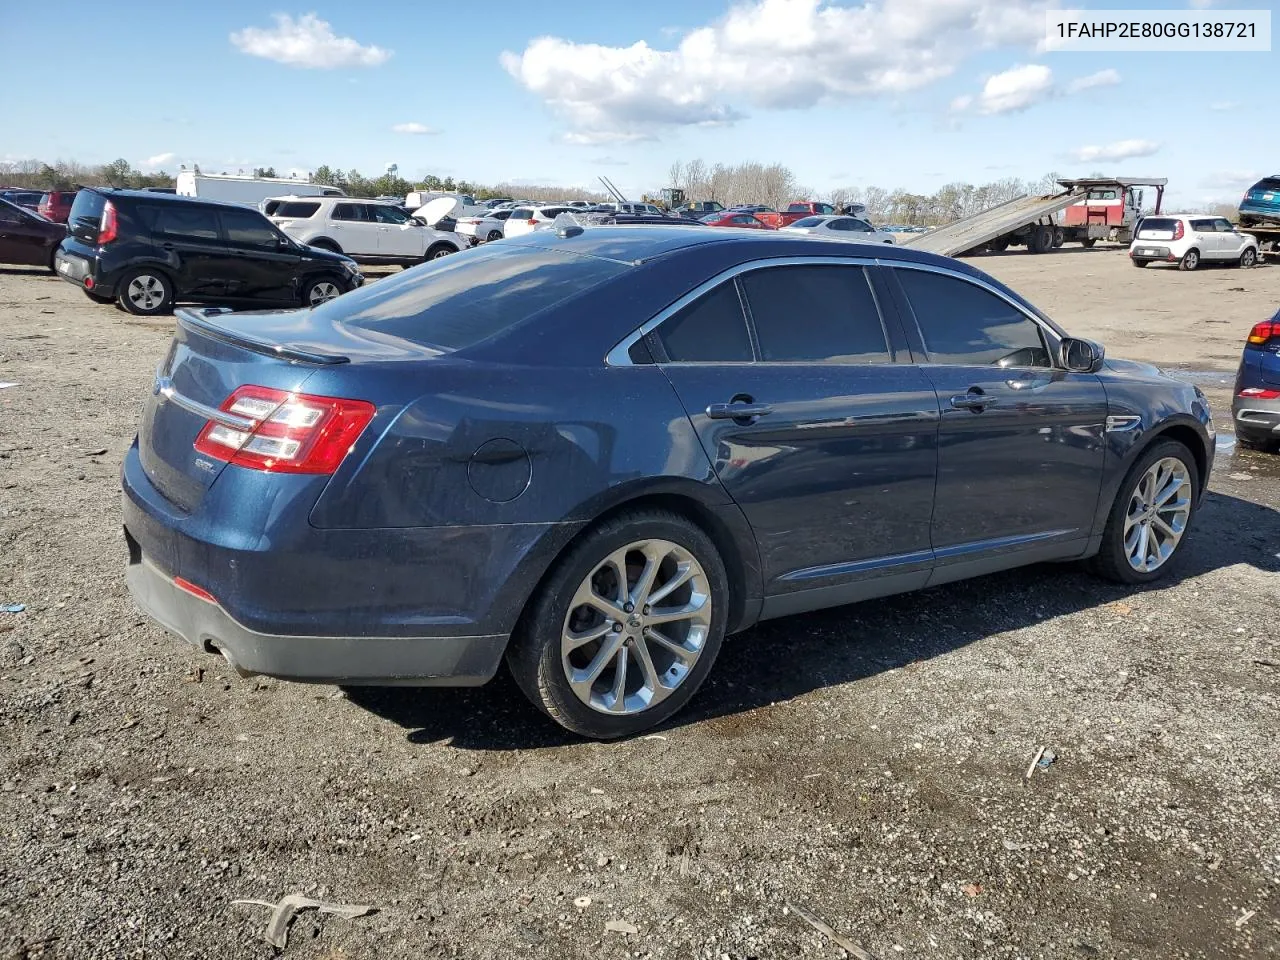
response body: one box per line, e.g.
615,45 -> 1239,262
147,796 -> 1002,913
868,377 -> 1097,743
220,208 -> 279,247
1190,218 -> 1215,232
332,203 -> 368,221
274,201 -> 320,218
657,282 -> 753,363
896,268 -> 1050,368
324,247 -> 629,351
740,265 -> 889,364
151,204 -> 219,241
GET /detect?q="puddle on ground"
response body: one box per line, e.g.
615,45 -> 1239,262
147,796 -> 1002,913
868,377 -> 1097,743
1213,435 -> 1280,483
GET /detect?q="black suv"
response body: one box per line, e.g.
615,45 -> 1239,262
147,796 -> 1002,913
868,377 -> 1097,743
54,189 -> 363,315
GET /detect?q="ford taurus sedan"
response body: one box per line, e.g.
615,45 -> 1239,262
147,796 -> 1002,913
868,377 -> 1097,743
122,226 -> 1215,739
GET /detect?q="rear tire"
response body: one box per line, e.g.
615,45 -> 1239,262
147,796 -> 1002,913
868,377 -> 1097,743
1239,247 -> 1258,268
1178,248 -> 1201,271
1088,440 -> 1198,585
989,237 -> 1010,253
486,230 -> 503,242
1029,224 -> 1054,254
83,290 -> 114,304
1052,227 -> 1065,248
506,508 -> 729,739
1081,237 -> 1096,249
1131,258 -> 1148,268
117,268 -> 173,316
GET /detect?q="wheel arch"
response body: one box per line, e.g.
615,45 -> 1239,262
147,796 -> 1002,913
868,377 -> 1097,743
307,237 -> 342,253
509,482 -> 763,641
1145,420 -> 1210,493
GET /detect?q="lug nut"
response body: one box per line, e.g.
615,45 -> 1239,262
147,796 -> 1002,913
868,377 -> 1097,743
643,605 -> 650,615
612,621 -> 624,633
623,602 -> 634,613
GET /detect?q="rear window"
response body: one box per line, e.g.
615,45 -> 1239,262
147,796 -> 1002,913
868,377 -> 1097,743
1138,218 -> 1179,232
321,246 -> 630,351
273,201 -> 320,218
67,190 -> 108,240
1251,178 -> 1280,193
787,203 -> 808,212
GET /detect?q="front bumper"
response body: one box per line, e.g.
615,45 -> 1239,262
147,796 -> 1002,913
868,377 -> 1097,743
126,552 -> 506,686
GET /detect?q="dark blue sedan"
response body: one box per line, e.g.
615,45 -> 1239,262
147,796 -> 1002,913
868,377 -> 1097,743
122,226 -> 1215,738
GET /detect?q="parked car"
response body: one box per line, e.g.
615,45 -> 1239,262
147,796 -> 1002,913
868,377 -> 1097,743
456,208 -> 513,243
0,197 -> 66,269
54,188 -> 362,315
38,190 -> 78,224
1232,308 -> 1280,450
0,189 -> 43,211
757,201 -> 838,229
1238,175 -> 1280,228
482,198 -> 514,209
701,211 -> 770,229
117,225 -> 1215,738
675,200 -> 725,219
502,204 -> 579,238
267,195 -> 467,265
1129,215 -> 1259,270
780,215 -> 894,243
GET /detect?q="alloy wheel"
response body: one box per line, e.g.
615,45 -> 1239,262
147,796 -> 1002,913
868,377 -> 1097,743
1123,457 -> 1191,572
560,539 -> 712,715
127,275 -> 166,310
308,281 -> 340,305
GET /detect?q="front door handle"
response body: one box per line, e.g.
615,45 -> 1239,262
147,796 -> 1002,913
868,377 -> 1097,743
949,392 -> 997,410
707,400 -> 774,421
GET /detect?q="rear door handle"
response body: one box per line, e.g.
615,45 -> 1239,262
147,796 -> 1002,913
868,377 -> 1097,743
707,401 -> 774,420
949,393 -> 997,410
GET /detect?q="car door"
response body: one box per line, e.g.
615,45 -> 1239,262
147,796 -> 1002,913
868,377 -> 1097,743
147,203 -> 235,298
371,203 -> 422,258
648,261 -> 939,614
217,207 -> 301,303
0,201 -> 43,265
882,264 -> 1107,581
329,202 -> 376,256
1215,217 -> 1246,258
1189,218 -> 1222,258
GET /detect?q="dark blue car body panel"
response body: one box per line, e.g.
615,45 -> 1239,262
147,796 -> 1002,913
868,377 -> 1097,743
120,226 -> 1216,685
1231,306 -> 1280,443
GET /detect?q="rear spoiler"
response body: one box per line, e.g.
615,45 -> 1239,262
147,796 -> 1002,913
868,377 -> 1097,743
175,307 -> 350,365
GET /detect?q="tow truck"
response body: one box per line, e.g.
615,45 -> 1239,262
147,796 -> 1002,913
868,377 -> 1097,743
902,176 -> 1167,257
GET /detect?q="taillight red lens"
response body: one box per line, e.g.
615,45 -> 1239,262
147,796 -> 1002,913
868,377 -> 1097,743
193,385 -> 375,474
527,219 -> 538,225
1239,386 -> 1280,400
1247,321 -> 1277,345
1172,220 -> 1184,241
97,201 -> 118,245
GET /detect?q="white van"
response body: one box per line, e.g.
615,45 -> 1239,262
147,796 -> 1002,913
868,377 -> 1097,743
175,171 -> 346,208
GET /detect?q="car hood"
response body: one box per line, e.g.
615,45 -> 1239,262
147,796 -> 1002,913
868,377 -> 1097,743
1103,357 -> 1163,378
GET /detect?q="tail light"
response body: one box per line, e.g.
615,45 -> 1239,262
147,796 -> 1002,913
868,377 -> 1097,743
1239,386 -> 1280,400
1247,321 -> 1277,345
527,218 -> 538,226
193,385 -> 375,474
39,196 -> 51,215
1172,220 -> 1184,241
98,201 -> 119,245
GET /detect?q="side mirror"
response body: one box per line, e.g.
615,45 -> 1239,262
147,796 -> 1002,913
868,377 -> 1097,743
1061,337 -> 1105,373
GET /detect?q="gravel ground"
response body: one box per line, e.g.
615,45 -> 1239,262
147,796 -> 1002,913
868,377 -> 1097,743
0,253 -> 1277,959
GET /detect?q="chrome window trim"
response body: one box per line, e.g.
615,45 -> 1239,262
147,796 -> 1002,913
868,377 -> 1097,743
605,255 -> 881,367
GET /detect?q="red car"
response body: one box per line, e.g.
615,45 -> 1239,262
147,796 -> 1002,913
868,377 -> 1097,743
700,211 -> 771,229
38,190 -> 78,223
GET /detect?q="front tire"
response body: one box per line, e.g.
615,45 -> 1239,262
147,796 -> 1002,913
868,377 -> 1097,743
424,243 -> 455,262
1178,248 -> 1200,271
1089,440 -> 1198,584
507,509 -> 729,739
1081,238 -> 1096,249
117,268 -> 173,315
301,276 -> 344,307
1239,247 -> 1258,269
1029,224 -> 1054,254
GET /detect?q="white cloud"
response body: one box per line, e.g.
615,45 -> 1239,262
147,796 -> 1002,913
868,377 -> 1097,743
1188,0 -> 1219,8
1066,68 -> 1120,93
1198,170 -> 1259,191
501,0 -> 1047,141
230,14 -> 391,69
1070,139 -> 1161,163
140,152 -> 176,170
392,122 -> 439,135
1210,100 -> 1239,111
563,130 -> 656,146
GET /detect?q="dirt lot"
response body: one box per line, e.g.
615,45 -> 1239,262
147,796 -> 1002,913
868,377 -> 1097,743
0,245 -> 1277,959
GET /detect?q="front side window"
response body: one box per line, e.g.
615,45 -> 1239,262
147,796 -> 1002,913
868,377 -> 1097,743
791,216 -> 825,228
740,265 -> 889,364
0,200 -> 22,224
220,209 -> 280,247
1213,218 -> 1236,233
896,268 -> 1050,368
817,203 -> 835,214
656,282 -> 753,363
372,205 -> 410,224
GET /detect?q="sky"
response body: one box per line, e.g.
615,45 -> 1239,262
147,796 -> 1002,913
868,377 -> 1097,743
1,0 -> 1273,208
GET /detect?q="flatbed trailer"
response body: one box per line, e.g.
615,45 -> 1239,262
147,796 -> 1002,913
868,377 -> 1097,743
1244,222 -> 1280,258
900,189 -> 1086,257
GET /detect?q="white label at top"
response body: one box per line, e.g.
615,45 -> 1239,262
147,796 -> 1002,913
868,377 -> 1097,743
1046,9 -> 1271,51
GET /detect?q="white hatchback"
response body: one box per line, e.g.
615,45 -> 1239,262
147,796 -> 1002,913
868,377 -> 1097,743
502,205 -> 578,239
1130,215 -> 1259,270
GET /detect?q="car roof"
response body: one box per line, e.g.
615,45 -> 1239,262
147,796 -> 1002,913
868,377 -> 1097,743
506,224 -> 972,269
92,187 -> 264,211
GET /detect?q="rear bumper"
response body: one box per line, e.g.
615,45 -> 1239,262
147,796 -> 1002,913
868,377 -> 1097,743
1130,244 -> 1173,261
1232,397 -> 1280,438
126,556 -> 505,685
